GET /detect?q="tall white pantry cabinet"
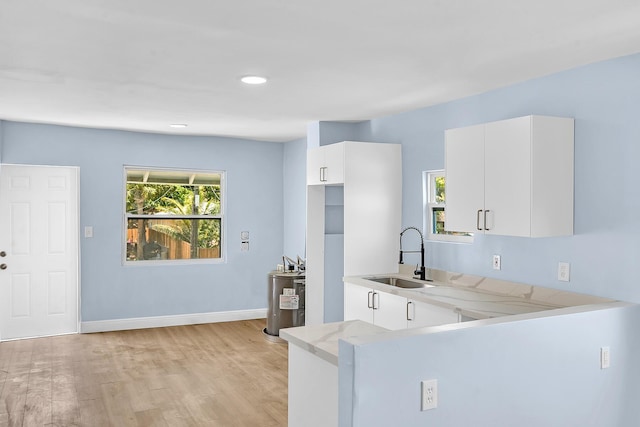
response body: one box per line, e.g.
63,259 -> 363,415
445,115 -> 574,238
305,141 -> 402,325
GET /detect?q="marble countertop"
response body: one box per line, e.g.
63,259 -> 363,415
343,273 -> 614,320
279,320 -> 389,366
281,271 -> 619,366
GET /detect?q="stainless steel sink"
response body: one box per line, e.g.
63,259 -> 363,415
364,276 -> 433,289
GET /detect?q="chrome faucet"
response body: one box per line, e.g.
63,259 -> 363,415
399,226 -> 427,281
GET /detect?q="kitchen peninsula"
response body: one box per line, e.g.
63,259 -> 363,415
281,270 -> 629,427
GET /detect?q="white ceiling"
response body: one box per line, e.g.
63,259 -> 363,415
1,1 -> 640,142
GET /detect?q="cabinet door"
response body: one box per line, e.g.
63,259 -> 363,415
407,299 -> 458,328
344,282 -> 374,324
373,291 -> 408,331
322,143 -> 344,185
484,116 -> 531,237
307,147 -> 326,185
445,125 -> 485,233
306,144 -> 345,185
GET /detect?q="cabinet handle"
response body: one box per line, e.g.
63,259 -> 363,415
484,210 -> 490,231
367,291 -> 373,309
407,301 -> 414,321
320,167 -> 328,182
477,210 -> 482,231
372,292 -> 379,310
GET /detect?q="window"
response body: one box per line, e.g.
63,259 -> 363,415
124,167 -> 224,263
423,170 -> 473,243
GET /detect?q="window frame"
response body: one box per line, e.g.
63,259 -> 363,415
423,170 -> 473,243
122,166 -> 226,266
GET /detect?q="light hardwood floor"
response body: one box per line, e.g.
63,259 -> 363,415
0,320 -> 288,427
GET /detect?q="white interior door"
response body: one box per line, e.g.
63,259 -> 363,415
0,164 -> 79,341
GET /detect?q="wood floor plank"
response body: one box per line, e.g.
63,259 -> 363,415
78,398 -> 109,426
51,398 -> 81,427
0,319 -> 288,426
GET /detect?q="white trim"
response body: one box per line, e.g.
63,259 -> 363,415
80,308 -> 267,333
122,165 -> 227,265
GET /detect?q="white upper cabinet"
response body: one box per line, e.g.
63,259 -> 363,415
445,115 -> 574,238
307,143 -> 345,185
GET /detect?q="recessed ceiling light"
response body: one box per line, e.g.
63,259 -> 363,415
169,123 -> 188,128
241,75 -> 267,85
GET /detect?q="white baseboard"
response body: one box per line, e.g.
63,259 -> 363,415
81,308 -> 267,333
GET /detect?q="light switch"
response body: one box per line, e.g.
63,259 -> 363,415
84,226 -> 93,238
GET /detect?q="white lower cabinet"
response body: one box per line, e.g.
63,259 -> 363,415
343,282 -> 407,330
344,282 -> 459,330
374,291 -> 409,331
344,282 -> 374,324
407,299 -> 459,328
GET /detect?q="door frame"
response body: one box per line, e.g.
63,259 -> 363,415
0,163 -> 81,342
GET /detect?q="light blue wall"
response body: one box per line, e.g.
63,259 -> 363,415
283,137 -> 307,258
1,122 -> 284,322
352,52 -> 640,303
309,121 -> 362,148
285,52 -> 640,304
340,303 -> 640,427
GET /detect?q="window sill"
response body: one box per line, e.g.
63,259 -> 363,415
427,234 -> 474,244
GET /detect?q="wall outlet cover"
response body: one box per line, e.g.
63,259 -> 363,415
601,346 -> 611,369
558,262 -> 570,282
421,379 -> 438,411
492,255 -> 501,270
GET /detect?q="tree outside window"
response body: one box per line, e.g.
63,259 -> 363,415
124,168 -> 223,262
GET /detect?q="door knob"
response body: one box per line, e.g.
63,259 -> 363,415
0,264 -> 6,270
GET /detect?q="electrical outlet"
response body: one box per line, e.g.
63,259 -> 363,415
558,262 -> 570,282
421,379 -> 438,411
601,347 -> 610,369
492,255 -> 501,270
